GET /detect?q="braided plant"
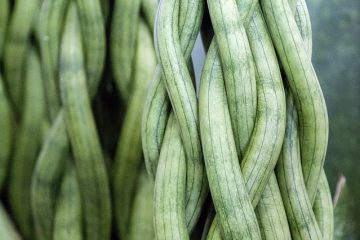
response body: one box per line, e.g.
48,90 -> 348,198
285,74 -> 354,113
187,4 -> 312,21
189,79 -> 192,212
2,0 -> 158,238
200,1 -> 332,239
3,0 -> 45,238
200,0 -> 287,238
111,0 -> 157,238
31,1 -> 111,240
0,1 -> 38,239
0,0 -> 336,239
142,0 -> 209,237
143,0 -> 334,239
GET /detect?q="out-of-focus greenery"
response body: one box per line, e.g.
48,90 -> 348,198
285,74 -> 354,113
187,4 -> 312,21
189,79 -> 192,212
333,177 -> 355,240
307,0 -> 360,237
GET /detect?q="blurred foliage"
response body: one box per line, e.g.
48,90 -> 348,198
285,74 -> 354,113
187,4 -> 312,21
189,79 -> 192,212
333,177 -> 355,240
307,0 -> 360,237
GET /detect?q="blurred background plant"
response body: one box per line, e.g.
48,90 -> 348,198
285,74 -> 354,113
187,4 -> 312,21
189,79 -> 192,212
333,176 -> 355,240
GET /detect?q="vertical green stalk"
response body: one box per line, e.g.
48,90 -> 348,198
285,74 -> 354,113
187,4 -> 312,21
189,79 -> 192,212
313,172 -> 334,239
53,162 -> 82,240
0,73 -> 13,191
154,114 -> 188,240
141,0 -> 157,30
8,46 -> 45,239
111,0 -> 141,100
31,111 -> 69,240
255,175 -> 291,240
276,94 -> 321,240
3,0 -> 39,113
38,0 -> 69,120
0,0 -> 9,59
76,0 -> 106,96
112,18 -> 156,238
128,167 -> 155,240
207,0 -> 257,157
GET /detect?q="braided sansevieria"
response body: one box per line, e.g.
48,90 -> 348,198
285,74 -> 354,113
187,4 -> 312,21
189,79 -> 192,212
31,0 -> 156,239
199,0 -> 333,239
142,0 -> 208,236
59,3 -> 110,240
272,0 -> 334,239
31,1 -> 111,240
262,0 -> 329,204
200,0 -> 289,238
31,8 -> 70,238
3,2 -> 45,236
7,46 -> 45,239
110,0 -> 157,239
0,0 -> 336,238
